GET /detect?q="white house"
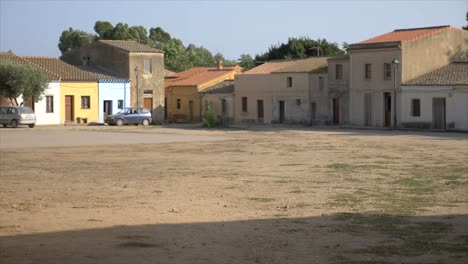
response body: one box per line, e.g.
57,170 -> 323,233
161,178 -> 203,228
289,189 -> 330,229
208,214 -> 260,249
400,62 -> 468,131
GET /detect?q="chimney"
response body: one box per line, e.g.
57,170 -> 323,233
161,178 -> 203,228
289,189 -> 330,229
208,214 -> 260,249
217,59 -> 224,70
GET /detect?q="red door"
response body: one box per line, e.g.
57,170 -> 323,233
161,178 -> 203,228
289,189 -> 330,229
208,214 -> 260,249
333,98 -> 339,125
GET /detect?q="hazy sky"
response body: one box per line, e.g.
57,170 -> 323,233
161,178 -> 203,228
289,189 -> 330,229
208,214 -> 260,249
1,0 -> 466,60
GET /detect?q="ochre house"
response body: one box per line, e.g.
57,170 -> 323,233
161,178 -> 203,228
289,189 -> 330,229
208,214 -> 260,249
165,62 -> 243,122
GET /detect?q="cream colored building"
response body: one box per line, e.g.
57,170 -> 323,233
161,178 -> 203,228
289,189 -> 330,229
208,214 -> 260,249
347,25 -> 468,128
400,62 -> 468,130
327,55 -> 350,125
234,57 -> 330,125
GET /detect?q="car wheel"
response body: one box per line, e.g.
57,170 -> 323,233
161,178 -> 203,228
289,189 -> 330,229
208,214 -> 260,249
10,120 -> 18,128
28,124 -> 35,128
142,119 -> 149,126
116,119 -> 124,126
2,124 -> 7,128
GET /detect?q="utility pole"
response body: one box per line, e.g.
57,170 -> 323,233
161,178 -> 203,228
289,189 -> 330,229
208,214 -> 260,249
392,58 -> 399,130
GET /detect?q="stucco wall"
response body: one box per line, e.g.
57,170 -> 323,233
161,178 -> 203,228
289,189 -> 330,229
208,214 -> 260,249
201,93 -> 234,124
400,87 -> 468,130
98,81 -> 131,123
234,74 -> 273,124
328,59 -> 350,124
165,86 -> 201,122
60,82 -> 99,123
402,28 -> 468,82
34,82 -> 61,125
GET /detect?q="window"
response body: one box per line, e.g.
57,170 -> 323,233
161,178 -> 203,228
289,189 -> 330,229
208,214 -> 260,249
384,63 -> 392,80
46,96 -> 54,113
411,99 -> 420,117
81,96 -> 90,109
296,99 -> 301,106
176,99 -> 181,109
319,76 -> 324,91
287,77 -> 293,88
144,89 -> 153,95
242,97 -> 248,112
144,58 -> 152,74
365,64 -> 372,79
118,100 -> 123,109
335,64 -> 343,80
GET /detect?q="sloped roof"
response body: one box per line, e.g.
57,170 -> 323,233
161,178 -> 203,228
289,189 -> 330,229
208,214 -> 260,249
272,57 -> 330,73
1,52 -> 60,80
164,69 -> 178,78
359,25 -> 452,44
403,62 -> 468,86
200,80 -> 234,94
328,54 -> 350,61
98,40 -> 163,53
165,66 -> 242,87
243,60 -> 298,74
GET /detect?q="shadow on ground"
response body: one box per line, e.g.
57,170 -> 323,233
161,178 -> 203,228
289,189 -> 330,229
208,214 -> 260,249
1,214 -> 467,264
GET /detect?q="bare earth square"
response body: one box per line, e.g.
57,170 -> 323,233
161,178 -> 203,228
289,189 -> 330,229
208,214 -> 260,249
0,126 -> 467,264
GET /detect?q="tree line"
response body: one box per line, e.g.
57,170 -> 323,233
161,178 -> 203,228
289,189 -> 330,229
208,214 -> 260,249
58,21 -> 346,71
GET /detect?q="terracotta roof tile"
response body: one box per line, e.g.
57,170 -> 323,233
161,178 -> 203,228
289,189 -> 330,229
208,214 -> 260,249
200,80 -> 234,94
99,40 -> 163,53
164,69 -> 178,78
272,57 -> 330,73
403,62 -> 468,86
165,66 -> 242,87
359,25 -> 452,44
243,60 -> 297,74
1,52 -> 61,80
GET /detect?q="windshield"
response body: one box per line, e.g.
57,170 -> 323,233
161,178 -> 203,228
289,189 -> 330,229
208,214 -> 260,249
117,108 -> 132,114
19,107 -> 34,114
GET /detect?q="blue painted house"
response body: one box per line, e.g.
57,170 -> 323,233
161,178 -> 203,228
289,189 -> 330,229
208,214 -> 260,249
98,80 -> 131,123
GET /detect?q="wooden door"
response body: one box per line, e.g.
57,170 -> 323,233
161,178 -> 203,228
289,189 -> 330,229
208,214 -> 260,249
333,98 -> 340,125
144,98 -> 153,110
432,98 -> 446,129
65,95 -> 74,121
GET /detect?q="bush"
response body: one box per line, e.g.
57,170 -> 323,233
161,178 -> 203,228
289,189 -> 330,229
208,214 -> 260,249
202,102 -> 219,128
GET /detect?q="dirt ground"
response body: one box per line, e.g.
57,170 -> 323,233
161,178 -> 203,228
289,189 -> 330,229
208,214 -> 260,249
1,125 -> 467,264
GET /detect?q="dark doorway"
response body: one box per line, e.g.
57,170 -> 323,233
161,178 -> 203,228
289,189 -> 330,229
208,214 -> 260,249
364,93 -> 372,126
164,97 -> 167,120
188,100 -> 193,122
103,100 -> 112,120
432,98 -> 446,129
332,98 -> 339,125
65,95 -> 74,122
384,92 -> 391,127
257,100 -> 264,123
310,102 -> 317,125
279,101 -> 285,123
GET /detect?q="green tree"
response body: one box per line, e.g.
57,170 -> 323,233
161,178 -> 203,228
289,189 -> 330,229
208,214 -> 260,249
94,21 -> 114,39
129,26 -> 149,44
0,60 -> 48,105
112,23 -> 131,40
187,44 -> 216,67
58,27 -> 94,53
255,37 -> 344,62
238,53 -> 255,70
202,101 -> 219,128
149,27 -> 171,44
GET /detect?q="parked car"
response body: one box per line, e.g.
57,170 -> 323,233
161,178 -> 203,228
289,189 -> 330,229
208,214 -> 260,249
0,106 -> 36,128
105,107 -> 152,126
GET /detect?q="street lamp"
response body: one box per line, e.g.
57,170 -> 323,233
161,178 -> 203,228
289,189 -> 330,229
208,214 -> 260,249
392,58 -> 399,130
134,65 -> 140,108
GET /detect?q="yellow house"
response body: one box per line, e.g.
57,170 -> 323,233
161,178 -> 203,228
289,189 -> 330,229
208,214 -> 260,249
165,62 -> 243,122
21,57 -> 101,123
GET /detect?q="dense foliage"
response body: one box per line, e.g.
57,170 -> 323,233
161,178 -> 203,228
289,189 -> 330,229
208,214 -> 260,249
58,21 -> 346,71
0,60 -> 48,105
202,102 -> 219,128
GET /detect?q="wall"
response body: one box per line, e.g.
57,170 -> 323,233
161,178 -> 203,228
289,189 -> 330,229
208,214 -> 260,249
328,58 -> 350,124
129,53 -> 165,123
98,81 -> 131,123
400,86 -> 468,130
234,74 -> 273,124
165,86 -> 201,122
60,82 -> 99,123
271,73 -> 310,124
201,93 -> 234,124
34,82 -> 61,125
402,28 -> 468,82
